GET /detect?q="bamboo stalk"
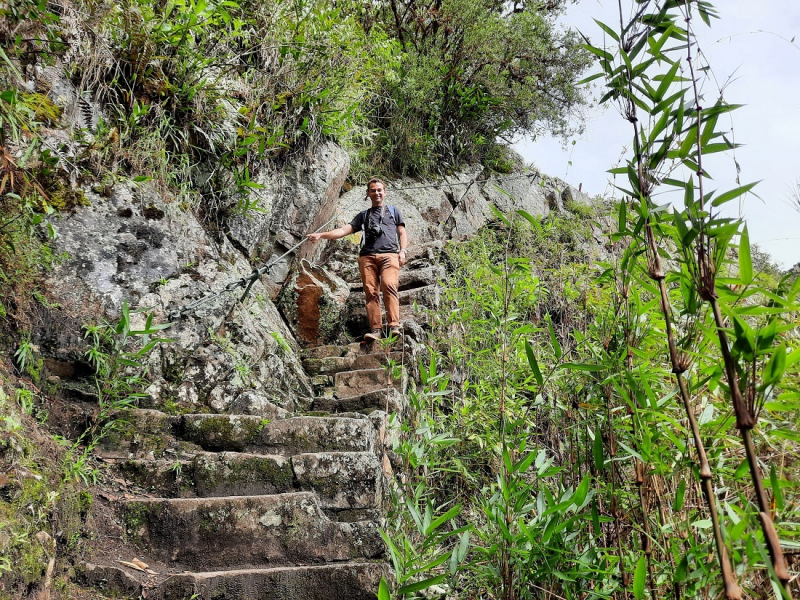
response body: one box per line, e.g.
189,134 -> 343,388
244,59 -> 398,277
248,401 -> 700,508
682,2 -> 791,592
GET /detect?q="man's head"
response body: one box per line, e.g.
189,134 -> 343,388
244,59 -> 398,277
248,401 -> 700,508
366,178 -> 386,207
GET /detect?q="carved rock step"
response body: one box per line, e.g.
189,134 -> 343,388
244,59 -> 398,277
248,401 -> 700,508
121,492 -> 383,571
81,561 -> 389,600
155,563 -> 390,600
303,351 -> 403,376
119,451 -> 383,510
312,388 -> 406,416
334,368 -> 406,398
302,342 -> 370,361
177,414 -> 377,455
348,284 -> 440,309
348,265 -> 445,293
97,409 -> 194,459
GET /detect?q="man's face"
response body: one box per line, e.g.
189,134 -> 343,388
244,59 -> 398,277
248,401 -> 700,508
367,182 -> 386,206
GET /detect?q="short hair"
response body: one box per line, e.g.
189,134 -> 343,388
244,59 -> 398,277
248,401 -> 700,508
367,178 -> 386,191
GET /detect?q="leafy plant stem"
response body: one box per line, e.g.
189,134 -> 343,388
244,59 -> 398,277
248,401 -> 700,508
610,0 -> 741,595
682,1 -> 791,591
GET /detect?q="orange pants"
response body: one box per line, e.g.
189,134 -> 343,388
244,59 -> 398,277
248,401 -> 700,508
357,254 -> 400,330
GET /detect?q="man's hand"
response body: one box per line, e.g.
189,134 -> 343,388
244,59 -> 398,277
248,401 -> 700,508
399,249 -> 407,267
306,232 -> 323,242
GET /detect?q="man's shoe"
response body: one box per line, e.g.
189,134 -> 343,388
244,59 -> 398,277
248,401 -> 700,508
389,326 -> 402,337
364,329 -> 382,341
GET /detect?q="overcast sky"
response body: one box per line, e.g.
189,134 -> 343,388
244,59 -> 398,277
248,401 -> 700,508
515,0 -> 800,269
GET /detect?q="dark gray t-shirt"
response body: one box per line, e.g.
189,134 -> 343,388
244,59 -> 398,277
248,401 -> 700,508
350,205 -> 405,256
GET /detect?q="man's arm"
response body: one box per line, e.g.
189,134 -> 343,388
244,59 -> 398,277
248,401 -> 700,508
397,225 -> 408,266
307,224 -> 355,242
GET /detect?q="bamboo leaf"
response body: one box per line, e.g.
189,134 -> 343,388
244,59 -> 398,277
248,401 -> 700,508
673,479 -> 686,511
593,428 -> 604,471
633,554 -> 647,599
593,19 -> 620,42
770,465 -> 785,512
378,577 -> 391,600
573,474 -> 590,507
558,362 -> 605,372
763,344 -> 787,386
525,340 -> 543,387
739,225 -> 753,284
424,504 -> 461,536
398,574 -> 448,594
711,181 -> 760,207
489,204 -> 510,227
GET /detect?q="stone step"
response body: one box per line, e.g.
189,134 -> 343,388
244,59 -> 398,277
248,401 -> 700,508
334,368 -> 406,398
302,351 -> 403,376
312,388 -> 406,416
121,493 -> 383,570
82,561 -> 389,600
293,452 -> 383,510
118,452 -> 294,499
118,451 -> 382,510
348,265 -> 444,293
347,284 -> 440,309
302,342 -> 366,360
97,409 -> 198,459
177,414 -> 377,455
156,563 -> 389,600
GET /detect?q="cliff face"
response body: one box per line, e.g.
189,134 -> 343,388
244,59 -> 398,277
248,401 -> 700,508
24,63 -> 593,414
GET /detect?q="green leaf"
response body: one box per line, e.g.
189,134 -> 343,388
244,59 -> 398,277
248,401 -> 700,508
593,428 -> 604,471
673,479 -> 686,511
678,123 -> 698,159
398,574 -> 447,594
770,465 -> 785,512
547,317 -> 562,360
489,204 -> 511,227
378,576 -> 391,600
573,474 -> 590,507
734,459 -> 750,479
558,362 -> 605,372
577,72 -> 605,85
593,19 -> 620,42
525,340 -> 543,387
633,554 -> 647,599
763,344 -> 787,386
711,181 -> 761,207
517,210 -> 542,232
739,225 -> 753,284
581,43 -> 614,63
424,504 -> 461,535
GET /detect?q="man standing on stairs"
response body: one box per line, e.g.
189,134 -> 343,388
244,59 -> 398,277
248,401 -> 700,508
306,178 -> 408,341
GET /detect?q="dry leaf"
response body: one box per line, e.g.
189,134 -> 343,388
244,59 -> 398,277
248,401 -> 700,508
117,560 -> 145,572
131,558 -> 149,570
145,569 -> 159,575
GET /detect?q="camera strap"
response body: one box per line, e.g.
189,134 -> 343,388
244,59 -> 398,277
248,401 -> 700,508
360,205 -> 398,250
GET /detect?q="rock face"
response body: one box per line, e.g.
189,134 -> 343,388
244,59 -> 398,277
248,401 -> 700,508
36,181 -> 313,412
226,142 -> 350,293
323,164 -> 592,254
277,259 -> 350,347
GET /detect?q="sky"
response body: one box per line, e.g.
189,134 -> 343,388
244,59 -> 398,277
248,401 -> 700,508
515,0 -> 800,269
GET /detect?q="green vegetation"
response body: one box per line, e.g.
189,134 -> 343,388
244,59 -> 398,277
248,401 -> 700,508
381,2 -> 800,599
358,0 -> 590,176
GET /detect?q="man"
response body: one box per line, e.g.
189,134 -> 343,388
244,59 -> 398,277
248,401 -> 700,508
306,178 -> 408,341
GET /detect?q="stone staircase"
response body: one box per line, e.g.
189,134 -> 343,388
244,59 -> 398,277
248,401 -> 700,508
78,243 -> 444,599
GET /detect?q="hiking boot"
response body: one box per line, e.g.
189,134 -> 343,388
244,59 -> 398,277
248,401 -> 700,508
389,326 -> 402,338
364,329 -> 382,342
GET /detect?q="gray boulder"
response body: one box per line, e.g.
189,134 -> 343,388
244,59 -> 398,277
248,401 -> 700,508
37,182 -> 313,412
226,142 -> 350,293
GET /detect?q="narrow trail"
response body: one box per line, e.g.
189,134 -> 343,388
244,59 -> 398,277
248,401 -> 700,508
78,242 -> 445,599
